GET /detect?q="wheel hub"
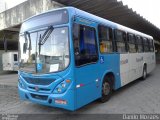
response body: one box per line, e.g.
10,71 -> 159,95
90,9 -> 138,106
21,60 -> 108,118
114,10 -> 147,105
103,82 -> 110,95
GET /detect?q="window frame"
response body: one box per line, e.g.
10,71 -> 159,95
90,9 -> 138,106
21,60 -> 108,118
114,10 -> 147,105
114,29 -> 128,53
150,39 -> 155,52
73,23 -> 99,67
143,37 -> 150,52
98,24 -> 114,54
147,39 -> 151,52
136,36 -> 144,53
127,33 -> 137,53
148,39 -> 154,52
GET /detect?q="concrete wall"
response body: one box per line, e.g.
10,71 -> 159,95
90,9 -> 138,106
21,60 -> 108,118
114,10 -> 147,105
0,0 -> 64,31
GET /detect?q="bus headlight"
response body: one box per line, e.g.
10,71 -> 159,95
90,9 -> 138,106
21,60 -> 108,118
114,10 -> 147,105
57,88 -> 62,93
61,83 -> 66,88
53,79 -> 71,94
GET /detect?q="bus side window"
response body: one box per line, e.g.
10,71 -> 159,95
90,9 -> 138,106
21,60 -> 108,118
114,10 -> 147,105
98,25 -> 113,53
128,33 -> 137,53
143,38 -> 149,52
14,54 -> 18,61
149,39 -> 154,52
115,30 -> 127,53
73,23 -> 98,66
136,36 -> 143,53
147,39 -> 151,52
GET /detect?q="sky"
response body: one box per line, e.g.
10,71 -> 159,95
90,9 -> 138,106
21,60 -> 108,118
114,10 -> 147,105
1,0 -> 160,29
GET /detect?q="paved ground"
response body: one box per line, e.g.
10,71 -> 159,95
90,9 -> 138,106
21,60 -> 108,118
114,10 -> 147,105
0,71 -> 18,86
0,65 -> 160,114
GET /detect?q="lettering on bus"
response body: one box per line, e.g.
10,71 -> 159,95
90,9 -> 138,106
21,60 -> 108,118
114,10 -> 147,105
120,59 -> 128,65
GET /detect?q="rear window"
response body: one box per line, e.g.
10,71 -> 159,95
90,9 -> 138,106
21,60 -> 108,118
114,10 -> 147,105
14,54 -> 18,61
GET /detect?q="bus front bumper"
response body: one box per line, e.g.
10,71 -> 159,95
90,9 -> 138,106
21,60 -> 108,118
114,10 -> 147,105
18,84 -> 75,111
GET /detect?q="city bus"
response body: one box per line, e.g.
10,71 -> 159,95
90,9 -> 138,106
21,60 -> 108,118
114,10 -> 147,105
18,7 -> 156,111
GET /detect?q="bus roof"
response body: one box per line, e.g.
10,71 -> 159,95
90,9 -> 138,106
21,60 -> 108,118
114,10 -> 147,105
23,7 -> 153,39
72,7 -> 153,39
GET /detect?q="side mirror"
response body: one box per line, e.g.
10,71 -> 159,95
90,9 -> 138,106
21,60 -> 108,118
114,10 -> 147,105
23,43 -> 27,53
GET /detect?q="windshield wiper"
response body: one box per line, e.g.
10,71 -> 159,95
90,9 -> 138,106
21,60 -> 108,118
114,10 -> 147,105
38,26 -> 54,55
39,26 -> 54,45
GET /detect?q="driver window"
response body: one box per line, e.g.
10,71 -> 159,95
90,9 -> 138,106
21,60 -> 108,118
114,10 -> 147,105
73,23 -> 98,66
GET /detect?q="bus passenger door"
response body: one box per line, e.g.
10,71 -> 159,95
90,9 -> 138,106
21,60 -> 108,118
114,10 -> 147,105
73,19 -> 101,109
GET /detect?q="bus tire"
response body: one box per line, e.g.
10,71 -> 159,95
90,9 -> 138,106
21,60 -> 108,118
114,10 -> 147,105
100,75 -> 113,103
142,64 -> 147,80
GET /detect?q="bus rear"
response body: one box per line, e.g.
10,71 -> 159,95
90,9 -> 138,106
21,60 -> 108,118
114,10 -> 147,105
2,52 -> 18,71
18,8 -> 76,110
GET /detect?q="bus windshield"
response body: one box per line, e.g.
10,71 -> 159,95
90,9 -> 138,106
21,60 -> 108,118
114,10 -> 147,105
19,27 -> 69,74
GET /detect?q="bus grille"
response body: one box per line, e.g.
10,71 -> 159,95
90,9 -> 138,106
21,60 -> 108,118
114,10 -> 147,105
23,77 -> 55,85
28,86 -> 50,92
30,93 -> 48,100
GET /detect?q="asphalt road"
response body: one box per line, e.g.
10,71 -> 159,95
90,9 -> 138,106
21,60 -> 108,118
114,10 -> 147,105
0,65 -> 160,114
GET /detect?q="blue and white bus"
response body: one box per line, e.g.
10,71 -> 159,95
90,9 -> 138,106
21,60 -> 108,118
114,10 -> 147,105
18,7 -> 156,111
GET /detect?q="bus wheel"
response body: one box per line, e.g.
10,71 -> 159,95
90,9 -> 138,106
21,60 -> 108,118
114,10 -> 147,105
142,65 -> 147,80
100,76 -> 113,103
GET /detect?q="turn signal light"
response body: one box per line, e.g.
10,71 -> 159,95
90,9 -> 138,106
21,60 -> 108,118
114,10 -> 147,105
66,79 -> 71,83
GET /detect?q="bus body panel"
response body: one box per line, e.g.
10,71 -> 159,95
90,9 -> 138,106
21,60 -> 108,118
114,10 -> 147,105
99,54 -> 121,90
120,52 -> 156,87
129,53 -> 139,82
75,53 -> 121,109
